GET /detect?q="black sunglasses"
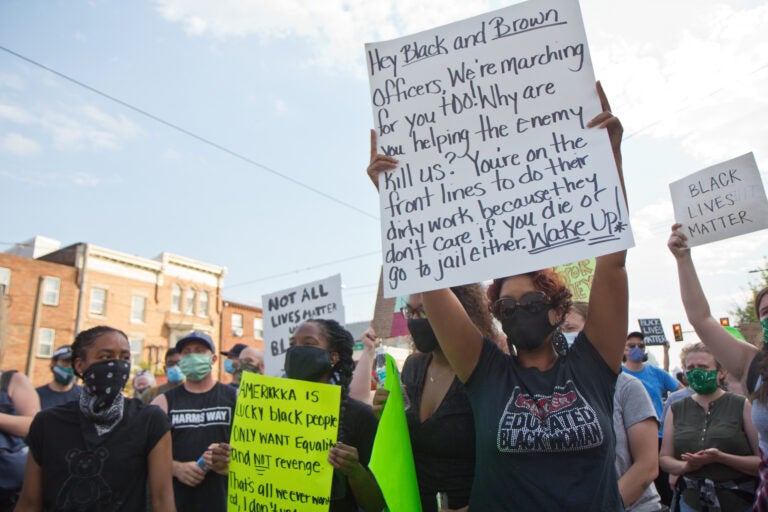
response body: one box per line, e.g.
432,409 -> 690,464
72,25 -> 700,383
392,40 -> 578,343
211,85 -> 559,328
626,343 -> 646,350
491,291 -> 550,319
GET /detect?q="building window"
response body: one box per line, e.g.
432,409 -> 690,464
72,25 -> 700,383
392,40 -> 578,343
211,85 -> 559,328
89,288 -> 107,315
42,277 -> 60,306
171,284 -> 182,313
232,313 -> 244,337
0,267 -> 10,295
38,328 -> 55,357
131,295 -> 146,323
254,317 -> 263,339
129,337 -> 144,367
185,289 -> 196,315
198,291 -> 209,317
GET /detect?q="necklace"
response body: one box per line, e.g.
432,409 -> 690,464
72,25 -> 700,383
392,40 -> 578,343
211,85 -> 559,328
428,363 -> 452,383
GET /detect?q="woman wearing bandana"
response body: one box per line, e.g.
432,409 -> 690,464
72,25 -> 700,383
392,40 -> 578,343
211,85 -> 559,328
366,81 -> 628,510
659,343 -> 759,511
285,319 -> 384,512
669,223 -> 768,509
373,285 -> 499,512
16,325 -> 175,511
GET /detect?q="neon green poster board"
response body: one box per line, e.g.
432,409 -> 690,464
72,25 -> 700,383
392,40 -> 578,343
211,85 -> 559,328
369,354 -> 422,512
228,372 -> 341,512
553,258 -> 595,303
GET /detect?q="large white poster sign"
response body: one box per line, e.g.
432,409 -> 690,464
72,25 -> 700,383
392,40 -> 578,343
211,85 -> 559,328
366,0 -> 634,298
262,274 -> 345,376
670,152 -> 768,247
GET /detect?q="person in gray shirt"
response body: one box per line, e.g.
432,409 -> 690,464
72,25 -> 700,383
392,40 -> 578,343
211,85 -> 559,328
615,371 -> 665,511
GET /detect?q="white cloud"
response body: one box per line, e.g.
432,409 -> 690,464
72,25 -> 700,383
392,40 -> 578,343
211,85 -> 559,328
0,73 -> 25,90
69,172 -> 101,186
0,103 -> 35,124
1,133 -> 41,156
153,0 -> 498,73
40,105 -> 141,151
273,98 -> 287,115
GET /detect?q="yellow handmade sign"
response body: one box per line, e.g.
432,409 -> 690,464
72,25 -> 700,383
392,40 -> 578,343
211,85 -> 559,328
228,372 -> 341,512
553,258 -> 595,303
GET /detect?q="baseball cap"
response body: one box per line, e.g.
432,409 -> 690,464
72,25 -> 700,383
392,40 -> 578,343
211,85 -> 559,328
52,346 -> 73,361
221,343 -> 248,357
175,331 -> 215,353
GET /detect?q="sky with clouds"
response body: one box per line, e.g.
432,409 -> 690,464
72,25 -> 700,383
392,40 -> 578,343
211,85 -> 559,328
1,0 -> 767,361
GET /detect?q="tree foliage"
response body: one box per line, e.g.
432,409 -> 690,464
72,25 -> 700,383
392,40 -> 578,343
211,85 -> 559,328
732,258 -> 768,323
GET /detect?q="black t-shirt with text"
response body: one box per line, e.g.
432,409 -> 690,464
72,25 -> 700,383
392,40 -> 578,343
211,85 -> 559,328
165,382 -> 237,512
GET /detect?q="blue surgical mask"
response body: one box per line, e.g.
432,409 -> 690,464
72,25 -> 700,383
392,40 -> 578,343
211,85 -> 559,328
628,347 -> 646,363
224,358 -> 237,374
166,365 -> 185,383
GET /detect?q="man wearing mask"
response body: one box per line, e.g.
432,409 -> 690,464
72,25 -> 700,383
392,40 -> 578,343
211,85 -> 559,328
151,331 -> 236,512
237,346 -> 264,377
622,331 -> 682,505
220,343 -> 248,388
142,348 -> 184,404
35,346 -> 81,410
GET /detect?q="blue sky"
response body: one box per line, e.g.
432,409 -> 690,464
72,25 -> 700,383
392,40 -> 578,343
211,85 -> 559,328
2,0 -> 767,363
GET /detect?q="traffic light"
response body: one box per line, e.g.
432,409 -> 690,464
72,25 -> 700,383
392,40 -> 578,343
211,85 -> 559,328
672,323 -> 683,342
719,317 -> 730,327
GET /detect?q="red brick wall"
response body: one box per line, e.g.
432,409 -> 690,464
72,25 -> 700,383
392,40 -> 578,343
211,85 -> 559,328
0,254 -> 77,386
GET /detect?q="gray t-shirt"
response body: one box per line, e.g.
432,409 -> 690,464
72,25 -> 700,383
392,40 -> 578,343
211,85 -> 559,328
614,372 -> 662,512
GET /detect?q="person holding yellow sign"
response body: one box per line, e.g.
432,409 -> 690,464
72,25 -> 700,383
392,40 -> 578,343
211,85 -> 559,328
286,319 -> 385,512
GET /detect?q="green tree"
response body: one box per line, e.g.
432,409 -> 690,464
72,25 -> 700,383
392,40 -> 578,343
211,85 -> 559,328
732,258 -> 768,323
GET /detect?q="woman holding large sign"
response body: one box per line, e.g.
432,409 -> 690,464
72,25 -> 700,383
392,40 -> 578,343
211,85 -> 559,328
367,82 -> 627,510
286,319 -> 385,512
668,223 -> 768,509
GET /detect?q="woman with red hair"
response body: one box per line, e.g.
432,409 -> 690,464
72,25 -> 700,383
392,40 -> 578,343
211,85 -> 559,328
367,82 -> 628,511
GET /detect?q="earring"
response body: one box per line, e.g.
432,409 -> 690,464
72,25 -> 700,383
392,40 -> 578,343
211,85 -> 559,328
553,329 -> 568,356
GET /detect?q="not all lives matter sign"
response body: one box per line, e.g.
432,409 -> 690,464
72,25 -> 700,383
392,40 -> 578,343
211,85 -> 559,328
366,0 -> 634,298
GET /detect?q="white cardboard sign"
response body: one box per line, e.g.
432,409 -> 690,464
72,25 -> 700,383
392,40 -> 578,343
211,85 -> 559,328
670,152 -> 768,247
262,274 -> 345,377
366,0 -> 634,298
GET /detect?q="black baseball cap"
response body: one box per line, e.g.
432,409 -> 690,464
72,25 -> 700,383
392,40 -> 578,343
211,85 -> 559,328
221,343 -> 248,357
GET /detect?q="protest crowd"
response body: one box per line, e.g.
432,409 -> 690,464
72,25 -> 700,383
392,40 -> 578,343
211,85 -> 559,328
3,3 -> 768,512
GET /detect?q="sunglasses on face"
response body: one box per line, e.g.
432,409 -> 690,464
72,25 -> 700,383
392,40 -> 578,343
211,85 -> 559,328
491,291 -> 551,319
401,304 -> 427,320
626,343 -> 645,350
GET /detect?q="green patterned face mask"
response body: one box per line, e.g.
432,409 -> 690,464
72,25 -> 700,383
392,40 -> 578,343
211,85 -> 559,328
761,317 -> 768,345
686,368 -> 719,395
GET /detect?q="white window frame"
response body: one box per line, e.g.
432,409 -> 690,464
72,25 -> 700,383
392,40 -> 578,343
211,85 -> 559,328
129,337 -> 144,368
38,328 -> 55,357
232,313 -> 244,337
0,267 -> 10,295
171,284 -> 182,313
42,277 -> 60,306
131,295 -> 147,324
254,317 -> 263,339
89,287 -> 107,315
185,289 -> 196,315
198,291 -> 209,318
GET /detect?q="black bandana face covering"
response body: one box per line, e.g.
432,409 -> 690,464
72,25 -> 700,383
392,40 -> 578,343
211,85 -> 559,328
82,359 -> 131,412
502,307 -> 555,352
284,346 -> 332,382
408,318 -> 439,353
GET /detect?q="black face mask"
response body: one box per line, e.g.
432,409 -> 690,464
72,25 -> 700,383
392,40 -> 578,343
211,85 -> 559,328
408,318 -> 439,353
501,306 -> 555,353
82,359 -> 131,412
284,345 -> 332,382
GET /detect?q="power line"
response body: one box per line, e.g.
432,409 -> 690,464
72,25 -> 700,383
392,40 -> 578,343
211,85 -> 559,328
0,45 -> 378,221
226,250 -> 381,288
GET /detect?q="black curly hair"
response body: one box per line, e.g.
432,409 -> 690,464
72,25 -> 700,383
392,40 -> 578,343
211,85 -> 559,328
303,319 -> 355,443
